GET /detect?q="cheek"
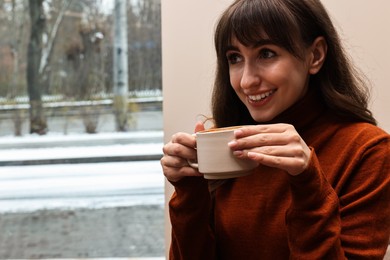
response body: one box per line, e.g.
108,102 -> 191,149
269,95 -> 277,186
229,70 -> 241,92
273,63 -> 308,92
287,68 -> 310,95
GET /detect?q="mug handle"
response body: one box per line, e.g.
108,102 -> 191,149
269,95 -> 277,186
187,158 -> 198,169
187,133 -> 199,169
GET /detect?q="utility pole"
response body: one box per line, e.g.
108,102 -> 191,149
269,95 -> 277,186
113,0 -> 129,131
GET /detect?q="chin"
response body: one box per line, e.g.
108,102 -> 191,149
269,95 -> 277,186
248,106 -> 286,123
250,114 -> 277,123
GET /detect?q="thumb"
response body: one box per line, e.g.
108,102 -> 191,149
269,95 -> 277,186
194,121 -> 205,133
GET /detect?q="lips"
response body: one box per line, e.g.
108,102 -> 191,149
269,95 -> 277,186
248,89 -> 276,102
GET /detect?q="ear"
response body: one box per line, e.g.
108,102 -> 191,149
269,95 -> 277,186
308,36 -> 327,75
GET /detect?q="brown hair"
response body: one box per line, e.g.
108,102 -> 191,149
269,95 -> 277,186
212,0 -> 376,127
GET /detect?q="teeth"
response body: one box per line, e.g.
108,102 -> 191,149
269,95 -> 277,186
248,90 -> 274,101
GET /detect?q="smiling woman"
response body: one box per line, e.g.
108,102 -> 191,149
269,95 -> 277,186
161,0 -> 390,259
225,36 -> 325,123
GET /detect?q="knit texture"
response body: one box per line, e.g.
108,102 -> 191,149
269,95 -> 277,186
169,90 -> 390,259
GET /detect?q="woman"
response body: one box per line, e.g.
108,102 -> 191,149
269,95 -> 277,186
161,0 -> 390,259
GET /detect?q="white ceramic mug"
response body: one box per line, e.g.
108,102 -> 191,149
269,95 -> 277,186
188,126 -> 258,179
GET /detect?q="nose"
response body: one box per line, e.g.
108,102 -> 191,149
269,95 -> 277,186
240,63 -> 261,89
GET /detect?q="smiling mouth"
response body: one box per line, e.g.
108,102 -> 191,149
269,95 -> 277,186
248,89 -> 276,102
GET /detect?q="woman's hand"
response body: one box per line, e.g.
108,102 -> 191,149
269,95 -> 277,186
161,122 -> 205,182
228,123 -> 311,176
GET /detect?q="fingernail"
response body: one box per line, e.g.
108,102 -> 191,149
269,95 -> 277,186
234,129 -> 243,136
228,140 -> 237,147
247,152 -> 256,159
233,150 -> 243,156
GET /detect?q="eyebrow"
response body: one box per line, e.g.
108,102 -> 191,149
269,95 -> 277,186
226,39 -> 277,52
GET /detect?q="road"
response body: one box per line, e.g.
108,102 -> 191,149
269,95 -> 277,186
0,129 -> 164,212
0,109 -> 167,257
0,160 -> 164,213
0,140 -> 166,258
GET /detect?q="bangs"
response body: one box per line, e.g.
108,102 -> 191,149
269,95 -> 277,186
218,0 -> 304,58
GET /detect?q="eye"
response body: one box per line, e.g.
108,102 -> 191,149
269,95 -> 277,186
226,52 -> 243,65
259,48 -> 276,59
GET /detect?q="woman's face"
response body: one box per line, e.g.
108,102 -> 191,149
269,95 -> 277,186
226,37 -> 313,122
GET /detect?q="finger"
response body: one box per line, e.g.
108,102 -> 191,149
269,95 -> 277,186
194,121 -> 205,133
160,154 -> 192,168
171,132 -> 196,148
247,152 -> 309,176
234,123 -> 292,138
232,145 -> 296,159
161,163 -> 203,182
162,142 -> 197,160
248,145 -> 305,158
229,132 -> 301,150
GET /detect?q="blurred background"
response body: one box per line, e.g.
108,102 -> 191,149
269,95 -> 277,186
0,0 -> 162,136
0,0 -> 164,258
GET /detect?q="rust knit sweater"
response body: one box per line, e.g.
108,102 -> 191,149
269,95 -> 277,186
168,91 -> 390,259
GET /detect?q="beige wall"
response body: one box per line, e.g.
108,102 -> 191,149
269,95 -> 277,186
323,0 -> 390,130
161,1 -> 232,255
162,0 -> 390,257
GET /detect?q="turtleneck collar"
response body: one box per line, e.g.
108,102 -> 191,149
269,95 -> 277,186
265,88 -> 326,132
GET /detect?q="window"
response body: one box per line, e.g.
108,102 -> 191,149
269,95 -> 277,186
0,0 -> 164,258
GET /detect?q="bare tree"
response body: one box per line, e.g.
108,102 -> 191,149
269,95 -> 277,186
39,0 -> 72,76
9,0 -> 29,98
0,0 -> 29,135
27,0 -> 71,134
127,0 -> 161,93
27,0 -> 47,134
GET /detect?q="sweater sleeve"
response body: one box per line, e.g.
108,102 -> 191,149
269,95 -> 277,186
286,139 -> 390,260
168,176 -> 216,260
